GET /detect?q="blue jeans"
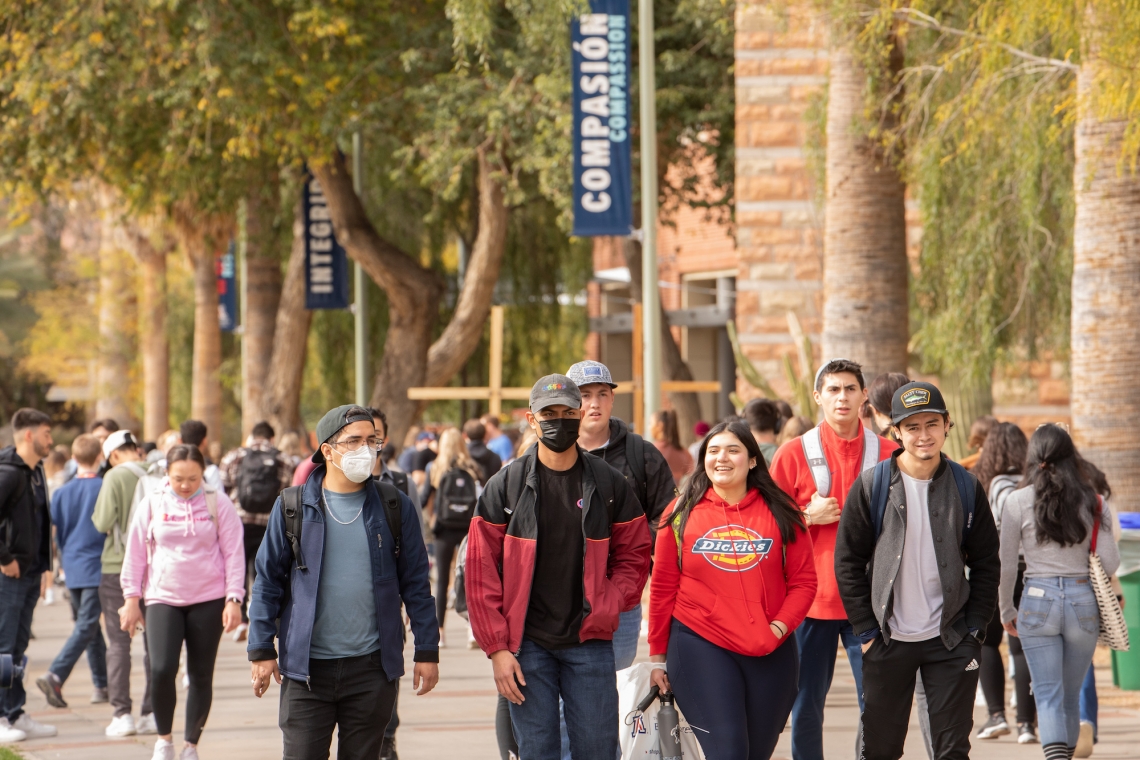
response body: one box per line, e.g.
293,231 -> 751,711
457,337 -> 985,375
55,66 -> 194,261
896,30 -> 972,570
0,572 -> 42,721
50,586 -> 107,688
1080,663 -> 1097,741
510,638 -> 618,760
790,617 -> 864,760
559,605 -> 640,760
1018,577 -> 1100,749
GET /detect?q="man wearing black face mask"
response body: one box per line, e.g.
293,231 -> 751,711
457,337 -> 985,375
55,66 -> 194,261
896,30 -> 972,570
467,374 -> 652,760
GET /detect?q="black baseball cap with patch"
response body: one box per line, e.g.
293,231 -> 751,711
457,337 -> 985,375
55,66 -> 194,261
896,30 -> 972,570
311,404 -> 375,463
891,381 -> 949,426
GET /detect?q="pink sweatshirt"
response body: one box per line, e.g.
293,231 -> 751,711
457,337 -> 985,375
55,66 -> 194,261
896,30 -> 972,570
120,482 -> 246,607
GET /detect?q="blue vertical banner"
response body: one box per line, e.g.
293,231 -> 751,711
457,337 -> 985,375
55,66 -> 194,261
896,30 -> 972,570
571,1 -> 632,237
217,240 -> 237,332
303,172 -> 350,310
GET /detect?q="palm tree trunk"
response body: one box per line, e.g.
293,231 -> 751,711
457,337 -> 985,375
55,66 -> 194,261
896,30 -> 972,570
95,188 -> 139,430
241,190 -> 281,435
1070,64 -> 1140,510
136,235 -> 169,442
821,47 -> 909,381
260,198 -> 312,439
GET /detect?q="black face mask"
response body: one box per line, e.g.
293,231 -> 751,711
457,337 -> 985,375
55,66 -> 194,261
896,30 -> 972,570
537,418 -> 580,453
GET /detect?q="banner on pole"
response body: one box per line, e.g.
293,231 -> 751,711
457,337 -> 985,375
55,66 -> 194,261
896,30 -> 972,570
303,172 -> 350,310
217,240 -> 238,332
571,0 -> 632,237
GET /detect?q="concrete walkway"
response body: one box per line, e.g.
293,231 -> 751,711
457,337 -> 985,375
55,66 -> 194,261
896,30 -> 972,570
11,594 -> 1140,759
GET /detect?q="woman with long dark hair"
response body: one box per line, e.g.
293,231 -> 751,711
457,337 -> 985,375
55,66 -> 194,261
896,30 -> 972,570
972,423 -> 1038,743
999,425 -> 1119,760
648,420 -> 816,759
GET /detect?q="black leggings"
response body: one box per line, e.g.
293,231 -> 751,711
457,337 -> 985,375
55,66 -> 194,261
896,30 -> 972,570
434,528 -> 467,626
146,599 -> 224,744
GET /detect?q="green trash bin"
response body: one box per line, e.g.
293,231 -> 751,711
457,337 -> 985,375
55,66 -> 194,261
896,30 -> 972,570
1111,571 -> 1140,690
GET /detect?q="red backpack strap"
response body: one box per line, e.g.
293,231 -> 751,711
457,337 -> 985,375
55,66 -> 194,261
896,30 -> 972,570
1090,495 -> 1102,554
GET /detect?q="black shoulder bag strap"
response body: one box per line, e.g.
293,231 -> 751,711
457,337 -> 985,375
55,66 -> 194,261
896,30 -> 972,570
376,481 -> 403,559
623,426 -> 648,511
279,486 -> 305,571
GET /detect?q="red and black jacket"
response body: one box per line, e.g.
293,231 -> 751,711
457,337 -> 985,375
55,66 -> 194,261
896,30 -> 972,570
466,444 -> 652,656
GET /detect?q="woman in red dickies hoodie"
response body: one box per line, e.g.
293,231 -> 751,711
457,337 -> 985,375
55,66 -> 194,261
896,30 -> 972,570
649,419 -> 816,760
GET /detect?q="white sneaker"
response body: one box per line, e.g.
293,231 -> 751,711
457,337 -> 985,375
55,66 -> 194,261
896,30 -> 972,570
0,718 -> 26,743
151,738 -> 175,760
180,745 -> 200,760
11,712 -> 57,738
136,713 -> 158,735
105,713 -> 137,737
1075,720 -> 1095,758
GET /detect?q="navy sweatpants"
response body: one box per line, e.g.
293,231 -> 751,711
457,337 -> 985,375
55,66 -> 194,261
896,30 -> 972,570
667,620 -> 799,760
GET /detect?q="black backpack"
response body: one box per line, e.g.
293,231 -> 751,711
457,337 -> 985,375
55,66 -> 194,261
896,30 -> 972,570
435,467 -> 479,531
278,480 -> 403,572
238,447 -> 284,515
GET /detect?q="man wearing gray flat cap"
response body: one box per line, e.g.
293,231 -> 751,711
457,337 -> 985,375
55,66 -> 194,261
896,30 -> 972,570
466,374 -> 651,760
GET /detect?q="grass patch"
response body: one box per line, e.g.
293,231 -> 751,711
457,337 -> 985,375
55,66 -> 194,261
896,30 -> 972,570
0,747 -> 22,760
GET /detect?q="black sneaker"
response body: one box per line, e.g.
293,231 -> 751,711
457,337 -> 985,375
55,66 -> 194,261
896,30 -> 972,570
977,713 -> 1010,739
36,672 -> 68,708
1018,722 -> 1039,744
380,736 -> 398,760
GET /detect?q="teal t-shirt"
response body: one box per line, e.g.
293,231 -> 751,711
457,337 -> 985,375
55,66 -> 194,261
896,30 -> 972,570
310,488 -> 381,659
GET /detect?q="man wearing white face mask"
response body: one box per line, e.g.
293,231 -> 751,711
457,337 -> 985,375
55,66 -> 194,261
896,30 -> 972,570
247,405 -> 439,760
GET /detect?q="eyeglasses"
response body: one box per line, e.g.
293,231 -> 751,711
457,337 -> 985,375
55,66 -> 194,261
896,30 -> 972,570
330,436 -> 383,453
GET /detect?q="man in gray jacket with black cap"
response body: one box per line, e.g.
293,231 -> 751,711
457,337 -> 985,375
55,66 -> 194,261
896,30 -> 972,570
835,381 -> 1000,760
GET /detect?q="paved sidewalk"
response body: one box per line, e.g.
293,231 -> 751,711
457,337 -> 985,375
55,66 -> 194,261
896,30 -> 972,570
11,593 -> 1140,759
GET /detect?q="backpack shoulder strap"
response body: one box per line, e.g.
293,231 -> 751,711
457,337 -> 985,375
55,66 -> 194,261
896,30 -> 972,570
505,458 -> 527,514
624,425 -> 648,509
390,470 -> 411,499
869,459 -> 892,542
587,453 -> 617,519
279,486 -> 306,571
947,460 -> 975,547
376,481 -> 403,559
800,426 -> 831,498
204,488 -> 218,522
861,428 -> 881,474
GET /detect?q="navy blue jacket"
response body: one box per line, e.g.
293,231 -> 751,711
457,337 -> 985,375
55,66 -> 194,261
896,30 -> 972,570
246,465 -> 439,683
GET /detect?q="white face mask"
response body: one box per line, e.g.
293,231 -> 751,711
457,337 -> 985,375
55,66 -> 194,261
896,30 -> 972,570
331,445 -> 375,483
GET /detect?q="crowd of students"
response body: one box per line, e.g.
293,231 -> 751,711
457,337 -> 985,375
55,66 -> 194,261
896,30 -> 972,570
0,354 -> 1126,760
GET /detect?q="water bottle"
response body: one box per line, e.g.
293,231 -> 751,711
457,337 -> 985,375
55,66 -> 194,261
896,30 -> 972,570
657,690 -> 682,760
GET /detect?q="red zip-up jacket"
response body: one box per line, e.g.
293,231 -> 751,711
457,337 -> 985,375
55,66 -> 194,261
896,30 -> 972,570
769,422 -> 896,619
648,488 -> 816,657
466,445 -> 651,656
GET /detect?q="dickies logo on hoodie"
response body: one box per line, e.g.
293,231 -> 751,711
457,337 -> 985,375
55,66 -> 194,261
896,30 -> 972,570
691,525 -> 772,571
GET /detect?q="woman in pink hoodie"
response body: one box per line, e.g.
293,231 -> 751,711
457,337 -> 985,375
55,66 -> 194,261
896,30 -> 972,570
119,445 -> 244,760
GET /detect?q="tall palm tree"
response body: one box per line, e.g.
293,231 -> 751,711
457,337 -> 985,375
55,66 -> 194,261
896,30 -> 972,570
241,189 -> 282,436
821,46 -> 909,381
1070,63 -> 1140,511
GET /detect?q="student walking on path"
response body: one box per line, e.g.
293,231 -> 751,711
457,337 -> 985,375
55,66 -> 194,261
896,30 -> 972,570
119,444 -> 246,760
972,422 -> 1037,744
768,359 -> 897,760
467,374 -> 651,760
421,428 -> 482,647
0,408 -> 58,744
835,381 -> 1000,760
649,419 -> 817,760
247,405 -> 439,760
91,429 -> 157,737
998,424 -> 1120,760
36,434 -> 108,709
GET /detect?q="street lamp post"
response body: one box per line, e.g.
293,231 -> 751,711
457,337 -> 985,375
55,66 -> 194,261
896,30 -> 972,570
638,0 -> 661,434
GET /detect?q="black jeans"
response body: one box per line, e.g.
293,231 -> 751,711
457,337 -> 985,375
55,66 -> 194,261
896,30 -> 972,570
280,652 -> 398,760
146,599 -> 225,743
433,528 -> 467,627
241,523 -> 267,624
860,635 -> 982,760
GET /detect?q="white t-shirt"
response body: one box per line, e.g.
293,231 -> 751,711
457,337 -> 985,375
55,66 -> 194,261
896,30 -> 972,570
888,473 -> 944,642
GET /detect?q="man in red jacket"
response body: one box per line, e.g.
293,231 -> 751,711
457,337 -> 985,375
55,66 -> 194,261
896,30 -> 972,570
466,374 -> 651,760
769,359 -> 898,760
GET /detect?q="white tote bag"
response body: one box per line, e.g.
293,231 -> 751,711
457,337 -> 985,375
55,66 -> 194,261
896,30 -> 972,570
618,663 -> 707,760
1090,497 -> 1129,651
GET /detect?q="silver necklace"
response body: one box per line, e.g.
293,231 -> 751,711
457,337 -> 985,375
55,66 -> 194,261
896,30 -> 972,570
322,488 -> 364,526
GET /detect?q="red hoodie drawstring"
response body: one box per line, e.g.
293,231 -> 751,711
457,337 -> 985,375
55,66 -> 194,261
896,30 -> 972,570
718,501 -> 755,624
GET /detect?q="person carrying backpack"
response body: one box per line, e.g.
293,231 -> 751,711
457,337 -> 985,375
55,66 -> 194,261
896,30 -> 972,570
467,375 -> 651,760
648,419 -> 816,759
119,445 -> 246,760
219,421 -> 295,641
835,381 -> 1000,760
247,405 -> 438,760
421,428 -> 482,648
